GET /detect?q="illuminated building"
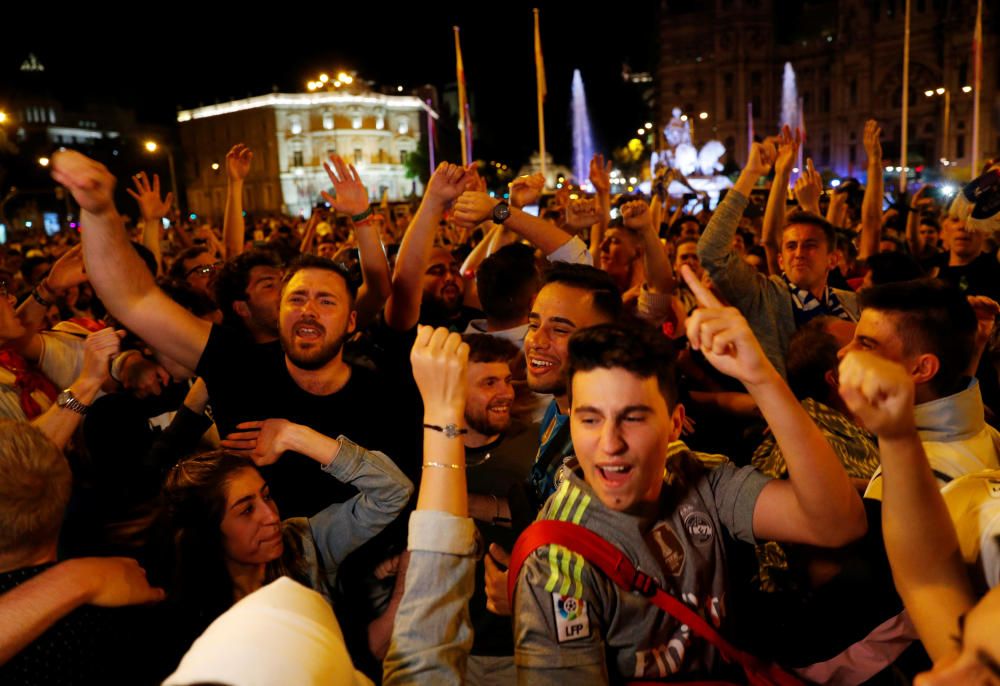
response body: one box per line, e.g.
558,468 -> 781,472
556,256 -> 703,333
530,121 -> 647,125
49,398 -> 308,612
177,88 -> 433,218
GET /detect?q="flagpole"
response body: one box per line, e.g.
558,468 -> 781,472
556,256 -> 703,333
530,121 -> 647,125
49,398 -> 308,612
747,101 -> 754,162
971,0 -> 983,178
900,0 -> 911,193
797,96 -> 805,173
426,99 -> 436,176
454,26 -> 469,167
534,8 -> 548,185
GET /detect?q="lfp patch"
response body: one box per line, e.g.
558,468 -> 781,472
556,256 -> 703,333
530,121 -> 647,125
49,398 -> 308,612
552,593 -> 590,643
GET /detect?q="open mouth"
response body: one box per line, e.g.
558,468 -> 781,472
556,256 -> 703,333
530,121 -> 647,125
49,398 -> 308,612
596,463 -> 634,487
488,404 -> 511,417
528,357 -> 557,375
294,321 -> 324,340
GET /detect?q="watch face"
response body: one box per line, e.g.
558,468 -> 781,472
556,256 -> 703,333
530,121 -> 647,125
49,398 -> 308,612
493,202 -> 510,223
56,390 -> 72,407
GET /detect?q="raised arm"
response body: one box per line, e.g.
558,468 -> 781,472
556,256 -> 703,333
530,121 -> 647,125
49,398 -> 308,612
352,214 -> 392,330
588,154 -> 612,256
383,327 -> 476,684
298,210 -> 321,255
682,266 -> 866,547
454,191 -> 587,258
621,199 -> 674,293
12,245 -> 89,360
223,144 -> 253,259
838,351 -> 974,660
51,150 -> 211,371
386,162 -> 474,331
905,186 -> 930,257
0,557 -> 163,666
125,171 -> 172,274
859,120 -> 883,261
762,127 -> 799,275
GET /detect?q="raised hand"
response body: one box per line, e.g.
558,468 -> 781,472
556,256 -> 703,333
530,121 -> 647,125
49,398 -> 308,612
45,244 -> 88,294
125,171 -> 173,222
410,325 -> 469,419
81,327 -> 124,385
425,162 -> 476,207
452,191 -> 500,229
837,351 -> 916,439
794,158 -> 822,215
226,143 -> 253,182
220,418 -> 297,466
681,265 -> 774,386
620,199 -> 653,233
563,197 -> 601,231
589,154 -> 612,195
967,295 -> 1000,350
773,125 -> 801,178
863,119 -> 882,164
320,154 -> 370,216
745,139 -> 778,179
51,150 -> 117,215
63,557 -> 166,606
509,172 -> 545,209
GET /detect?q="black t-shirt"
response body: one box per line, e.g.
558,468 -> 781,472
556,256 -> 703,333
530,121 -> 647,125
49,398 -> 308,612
0,564 -> 157,686
195,324 -> 421,518
931,252 -> 1000,302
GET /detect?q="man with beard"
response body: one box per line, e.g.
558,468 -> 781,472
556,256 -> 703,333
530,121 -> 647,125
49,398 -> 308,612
459,333 -> 539,684
53,150 -> 416,517
419,247 -> 482,332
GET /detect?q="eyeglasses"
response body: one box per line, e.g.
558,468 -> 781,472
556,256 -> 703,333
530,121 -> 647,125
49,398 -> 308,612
186,262 -> 222,278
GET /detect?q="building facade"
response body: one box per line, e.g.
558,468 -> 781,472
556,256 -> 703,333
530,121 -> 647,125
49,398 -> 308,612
177,90 -> 431,219
657,0 -> 998,181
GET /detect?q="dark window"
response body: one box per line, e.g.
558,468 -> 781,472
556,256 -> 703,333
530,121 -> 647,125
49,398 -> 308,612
292,150 -> 304,167
956,134 -> 965,158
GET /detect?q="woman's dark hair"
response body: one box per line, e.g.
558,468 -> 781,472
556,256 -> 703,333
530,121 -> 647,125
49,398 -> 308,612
161,451 -> 309,626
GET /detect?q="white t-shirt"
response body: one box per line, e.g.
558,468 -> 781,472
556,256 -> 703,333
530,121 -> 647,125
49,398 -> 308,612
941,469 -> 1000,590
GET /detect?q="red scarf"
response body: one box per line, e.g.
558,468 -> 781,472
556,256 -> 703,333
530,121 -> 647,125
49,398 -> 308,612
0,348 -> 59,420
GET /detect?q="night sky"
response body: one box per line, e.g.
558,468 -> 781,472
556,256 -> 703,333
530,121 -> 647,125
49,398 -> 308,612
3,2 -> 660,169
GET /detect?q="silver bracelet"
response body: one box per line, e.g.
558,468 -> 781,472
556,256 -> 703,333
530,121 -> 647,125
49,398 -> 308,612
423,461 -> 464,470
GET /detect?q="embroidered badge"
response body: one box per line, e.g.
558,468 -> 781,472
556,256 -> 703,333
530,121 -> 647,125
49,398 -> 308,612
683,511 -> 714,544
649,524 -> 686,576
552,593 -> 590,643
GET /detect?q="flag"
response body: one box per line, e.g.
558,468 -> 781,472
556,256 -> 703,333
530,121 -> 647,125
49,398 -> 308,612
971,0 -> 982,175
454,26 -> 469,166
534,8 -> 547,182
426,98 -> 437,175
797,96 -> 806,173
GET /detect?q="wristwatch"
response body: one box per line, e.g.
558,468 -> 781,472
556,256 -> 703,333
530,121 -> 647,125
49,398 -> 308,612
56,388 -> 89,416
492,200 -> 511,224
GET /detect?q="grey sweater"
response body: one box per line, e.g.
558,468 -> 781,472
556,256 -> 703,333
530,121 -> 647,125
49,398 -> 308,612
697,189 -> 857,378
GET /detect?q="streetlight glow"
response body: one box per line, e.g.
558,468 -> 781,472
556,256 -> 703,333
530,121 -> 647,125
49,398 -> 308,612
38,157 -> 49,167
211,162 -> 220,171
924,90 -> 935,97
0,112 -> 7,123
699,112 -> 709,120
307,81 -> 317,91
935,87 -> 945,95
338,72 -> 353,84
637,128 -> 645,135
680,115 -> 688,122
144,141 -> 158,153
644,122 -> 653,129
319,73 -> 329,83
962,85 -> 972,93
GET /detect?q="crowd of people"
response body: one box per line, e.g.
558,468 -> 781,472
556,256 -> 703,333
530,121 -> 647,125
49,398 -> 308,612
0,116 -> 999,686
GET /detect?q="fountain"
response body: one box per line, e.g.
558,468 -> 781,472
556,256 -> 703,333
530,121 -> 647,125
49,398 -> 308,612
780,62 -> 799,130
649,108 -> 732,208
570,69 -> 595,189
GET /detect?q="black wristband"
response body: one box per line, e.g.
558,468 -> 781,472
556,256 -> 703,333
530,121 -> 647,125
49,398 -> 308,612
351,207 -> 374,223
31,288 -> 54,308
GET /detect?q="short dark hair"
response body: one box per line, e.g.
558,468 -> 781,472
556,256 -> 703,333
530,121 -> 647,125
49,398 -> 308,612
675,237 -> 699,250
281,254 -> 358,304
462,333 -> 520,364
214,249 -> 283,329
668,215 -> 701,239
786,317 -> 841,401
918,216 -> 941,232
865,252 -> 925,286
567,323 -> 678,409
859,279 -> 977,397
542,262 -> 622,323
159,279 -> 220,319
783,211 -> 836,251
169,247 -> 211,282
476,243 -> 540,322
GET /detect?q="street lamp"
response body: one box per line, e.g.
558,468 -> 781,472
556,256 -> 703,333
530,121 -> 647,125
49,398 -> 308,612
0,112 -> 7,124
143,139 -> 180,213
925,88 -> 952,167
699,112 -> 709,120
38,157 -> 49,167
